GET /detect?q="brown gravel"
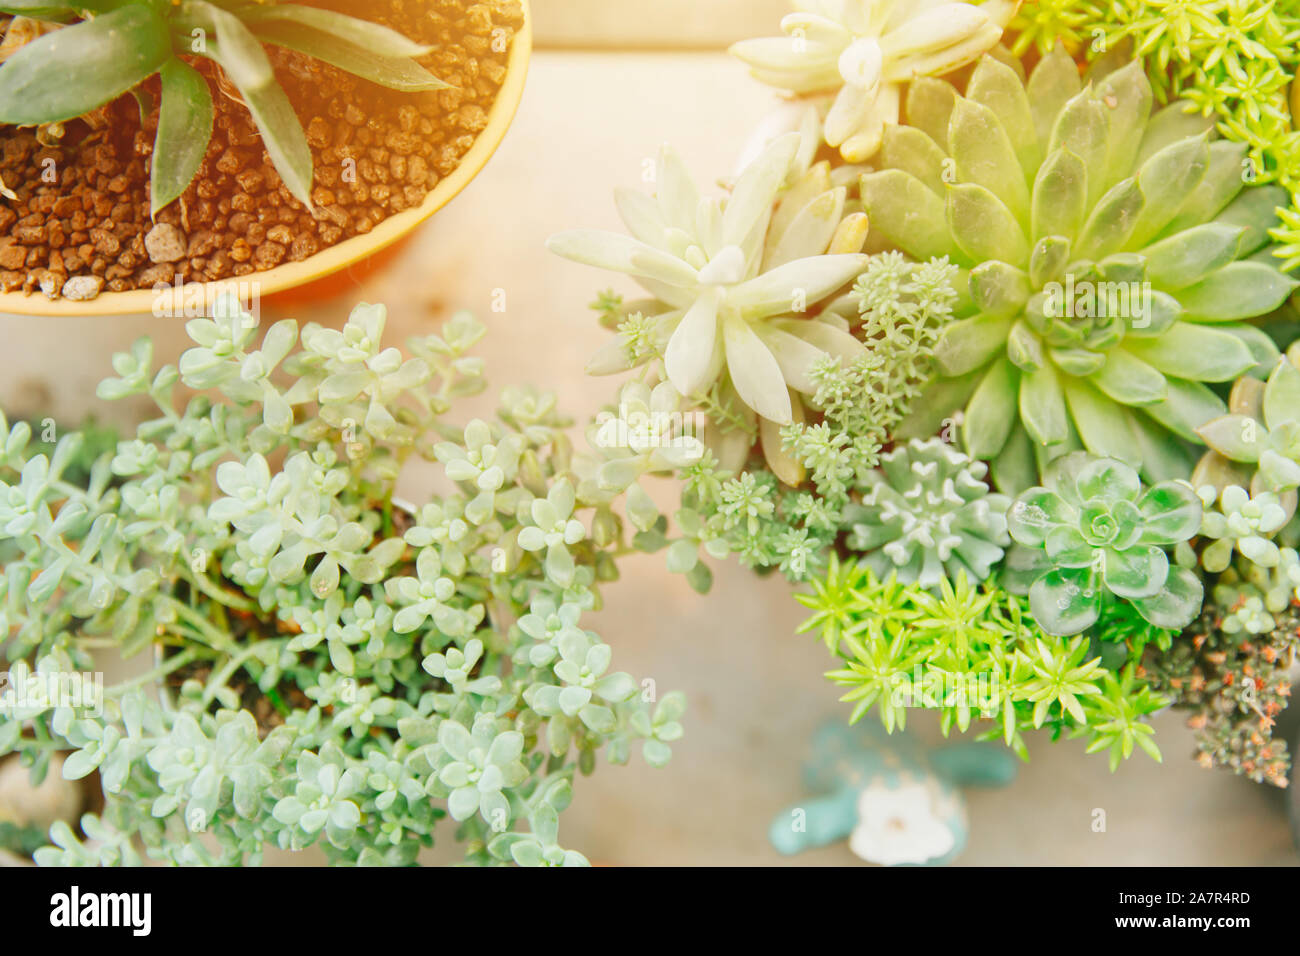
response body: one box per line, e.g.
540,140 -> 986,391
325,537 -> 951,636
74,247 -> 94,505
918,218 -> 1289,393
0,0 -> 524,298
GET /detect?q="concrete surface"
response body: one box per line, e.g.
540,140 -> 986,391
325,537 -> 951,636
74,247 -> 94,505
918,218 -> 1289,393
2,51 -> 1297,866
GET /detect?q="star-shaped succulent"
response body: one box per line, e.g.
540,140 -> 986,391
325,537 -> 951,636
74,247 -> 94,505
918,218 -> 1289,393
548,133 -> 869,426
732,0 -> 1018,162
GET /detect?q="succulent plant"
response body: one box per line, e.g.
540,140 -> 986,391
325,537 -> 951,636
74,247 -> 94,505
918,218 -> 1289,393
0,297 -> 683,866
549,134 -> 871,428
1003,452 -> 1204,635
731,0 -> 1018,162
843,437 -> 1010,589
0,1 -> 449,214
1145,599 -> 1300,787
1193,343 -> 1300,510
799,559 -> 1168,766
872,49 -> 1297,490
1191,484 -> 1289,574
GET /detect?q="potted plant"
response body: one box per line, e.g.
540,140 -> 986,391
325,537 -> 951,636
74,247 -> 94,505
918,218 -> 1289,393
0,0 -> 531,317
0,296 -> 683,865
546,0 -> 1300,803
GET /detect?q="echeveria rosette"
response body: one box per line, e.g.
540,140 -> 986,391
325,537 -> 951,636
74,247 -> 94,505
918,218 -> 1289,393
1193,343 -> 1300,516
1004,453 -> 1204,636
844,437 -> 1010,589
873,49 -> 1299,492
547,133 -> 870,426
730,0 -> 1018,162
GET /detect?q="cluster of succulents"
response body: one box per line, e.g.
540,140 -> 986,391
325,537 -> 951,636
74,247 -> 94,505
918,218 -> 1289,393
554,0 -> 1300,784
1009,0 -> 1300,275
1143,599 -> 1300,787
798,558 -> 1169,769
0,298 -> 684,865
0,1 -> 448,213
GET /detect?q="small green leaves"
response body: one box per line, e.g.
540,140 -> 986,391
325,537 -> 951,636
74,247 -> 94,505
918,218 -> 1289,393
0,5 -> 171,126
1,299 -> 679,867
807,561 -> 1164,768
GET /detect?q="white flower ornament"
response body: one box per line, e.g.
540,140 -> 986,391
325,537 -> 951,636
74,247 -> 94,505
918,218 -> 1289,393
847,778 -> 963,865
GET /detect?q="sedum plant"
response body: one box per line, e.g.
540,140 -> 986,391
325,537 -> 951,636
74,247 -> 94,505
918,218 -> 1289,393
0,297 -> 682,866
731,0 -> 1018,162
1190,484 -> 1289,574
798,558 -> 1169,768
1003,452 -> 1204,636
1145,596 -> 1300,787
871,49 -> 1298,491
0,0 -> 450,214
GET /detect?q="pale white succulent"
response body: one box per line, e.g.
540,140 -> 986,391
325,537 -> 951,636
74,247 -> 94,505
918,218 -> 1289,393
548,133 -> 870,426
581,380 -> 706,501
574,380 -> 707,531
731,0 -> 1018,162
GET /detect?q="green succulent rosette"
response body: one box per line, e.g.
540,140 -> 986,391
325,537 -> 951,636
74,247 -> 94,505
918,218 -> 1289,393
1003,452 -> 1204,636
864,47 -> 1299,492
843,437 -> 1010,589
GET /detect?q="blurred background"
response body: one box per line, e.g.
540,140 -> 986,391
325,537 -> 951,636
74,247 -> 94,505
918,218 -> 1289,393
1,0 -> 1297,865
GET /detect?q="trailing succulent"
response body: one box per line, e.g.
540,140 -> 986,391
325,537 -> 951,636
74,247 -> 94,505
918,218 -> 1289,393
0,298 -> 683,866
874,48 -> 1298,492
0,1 -> 450,214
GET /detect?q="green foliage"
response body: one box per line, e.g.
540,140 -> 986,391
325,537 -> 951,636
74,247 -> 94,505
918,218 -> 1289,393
0,296 -> 679,866
871,49 -> 1296,489
844,438 -> 1010,589
797,558 -> 1167,767
0,1 -> 449,213
1194,343 -> 1300,496
647,252 -> 962,586
1011,0 -> 1300,274
1004,452 -> 1204,635
1144,598 -> 1300,786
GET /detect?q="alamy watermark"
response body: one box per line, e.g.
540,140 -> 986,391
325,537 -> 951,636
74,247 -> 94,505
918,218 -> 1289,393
889,665 -> 1001,716
0,668 -> 104,717
592,404 -> 705,451
152,278 -> 262,325
1042,275 -> 1153,329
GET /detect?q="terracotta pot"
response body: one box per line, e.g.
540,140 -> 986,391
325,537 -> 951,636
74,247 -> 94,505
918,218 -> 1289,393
0,0 -> 532,318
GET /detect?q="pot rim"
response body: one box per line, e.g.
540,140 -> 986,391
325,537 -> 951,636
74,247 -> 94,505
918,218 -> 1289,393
0,0 -> 532,318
